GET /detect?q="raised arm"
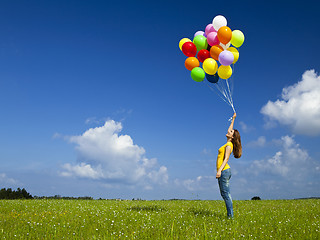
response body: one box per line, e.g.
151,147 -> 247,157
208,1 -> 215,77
228,112 -> 237,132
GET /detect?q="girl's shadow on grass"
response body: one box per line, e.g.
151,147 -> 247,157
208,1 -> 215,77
127,205 -> 166,212
189,208 -> 225,218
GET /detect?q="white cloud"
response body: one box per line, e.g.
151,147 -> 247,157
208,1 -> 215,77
60,120 -> 168,187
249,135 -> 311,178
230,135 -> 320,199
148,166 -> 169,184
201,148 -> 212,155
174,175 -> 216,192
0,173 -> 19,186
60,163 -> 104,179
247,136 -> 266,147
173,136 -> 320,199
261,69 -> 320,136
239,121 -> 255,133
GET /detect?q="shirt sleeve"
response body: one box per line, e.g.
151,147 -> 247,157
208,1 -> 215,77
226,142 -> 233,152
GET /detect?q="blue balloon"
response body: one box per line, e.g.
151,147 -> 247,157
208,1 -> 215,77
206,73 -> 219,83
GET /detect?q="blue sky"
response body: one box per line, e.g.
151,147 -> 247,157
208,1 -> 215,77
0,0 -> 319,200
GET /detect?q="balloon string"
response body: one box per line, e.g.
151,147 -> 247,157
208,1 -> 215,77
222,87 -> 232,107
204,81 -> 229,105
221,80 -> 235,112
206,81 -> 235,113
220,84 -> 230,101
230,64 -> 236,112
217,82 -> 235,112
224,64 -> 236,112
204,81 -> 233,108
203,61 -> 237,113
205,81 -> 235,112
230,64 -> 235,95
218,79 -> 228,99
226,79 -> 234,110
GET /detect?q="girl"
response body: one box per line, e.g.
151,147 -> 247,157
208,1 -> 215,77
216,112 -> 242,218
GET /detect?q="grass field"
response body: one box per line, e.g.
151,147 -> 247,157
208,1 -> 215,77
0,199 -> 319,239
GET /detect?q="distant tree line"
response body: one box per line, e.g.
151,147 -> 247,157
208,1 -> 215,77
0,188 -> 93,200
0,188 -> 33,199
34,195 -> 93,200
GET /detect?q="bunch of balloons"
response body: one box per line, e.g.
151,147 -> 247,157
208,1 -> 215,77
179,15 -> 244,83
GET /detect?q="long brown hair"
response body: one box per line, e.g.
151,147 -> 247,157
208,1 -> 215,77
232,129 -> 242,158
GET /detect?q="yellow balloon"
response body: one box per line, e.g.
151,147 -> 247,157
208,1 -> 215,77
203,58 -> 218,75
231,30 -> 244,48
227,47 -> 239,64
179,38 -> 192,51
218,65 -> 232,79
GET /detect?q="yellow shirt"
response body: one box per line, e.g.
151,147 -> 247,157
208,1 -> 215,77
216,142 -> 233,171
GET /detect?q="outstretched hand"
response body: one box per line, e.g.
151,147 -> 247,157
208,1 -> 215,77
233,112 -> 237,119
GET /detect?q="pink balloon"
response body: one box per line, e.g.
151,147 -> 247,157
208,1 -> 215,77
205,24 -> 216,36
207,32 -> 220,46
218,50 -> 234,66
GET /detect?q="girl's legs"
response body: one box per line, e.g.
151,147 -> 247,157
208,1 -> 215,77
218,168 -> 233,218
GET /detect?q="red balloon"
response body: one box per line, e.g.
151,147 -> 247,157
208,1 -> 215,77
182,42 -> 197,57
197,49 -> 210,63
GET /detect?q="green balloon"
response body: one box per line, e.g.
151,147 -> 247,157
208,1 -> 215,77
191,67 -> 205,82
231,30 -> 245,48
193,35 -> 208,51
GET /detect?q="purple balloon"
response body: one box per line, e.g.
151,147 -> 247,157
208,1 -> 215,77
194,31 -> 205,38
207,32 -> 219,46
205,24 -> 216,35
219,50 -> 234,66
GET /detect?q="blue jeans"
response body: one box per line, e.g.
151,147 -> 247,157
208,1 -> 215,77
218,168 -> 233,218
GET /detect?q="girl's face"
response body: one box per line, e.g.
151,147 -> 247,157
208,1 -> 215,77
226,129 -> 234,139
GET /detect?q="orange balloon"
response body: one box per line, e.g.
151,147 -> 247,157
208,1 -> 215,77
210,45 -> 224,61
185,57 -> 200,71
217,26 -> 232,45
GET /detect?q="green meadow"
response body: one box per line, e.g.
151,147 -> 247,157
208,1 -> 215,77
0,199 -> 319,239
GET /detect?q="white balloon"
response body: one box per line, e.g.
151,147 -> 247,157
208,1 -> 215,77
212,15 -> 227,31
220,42 -> 231,50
